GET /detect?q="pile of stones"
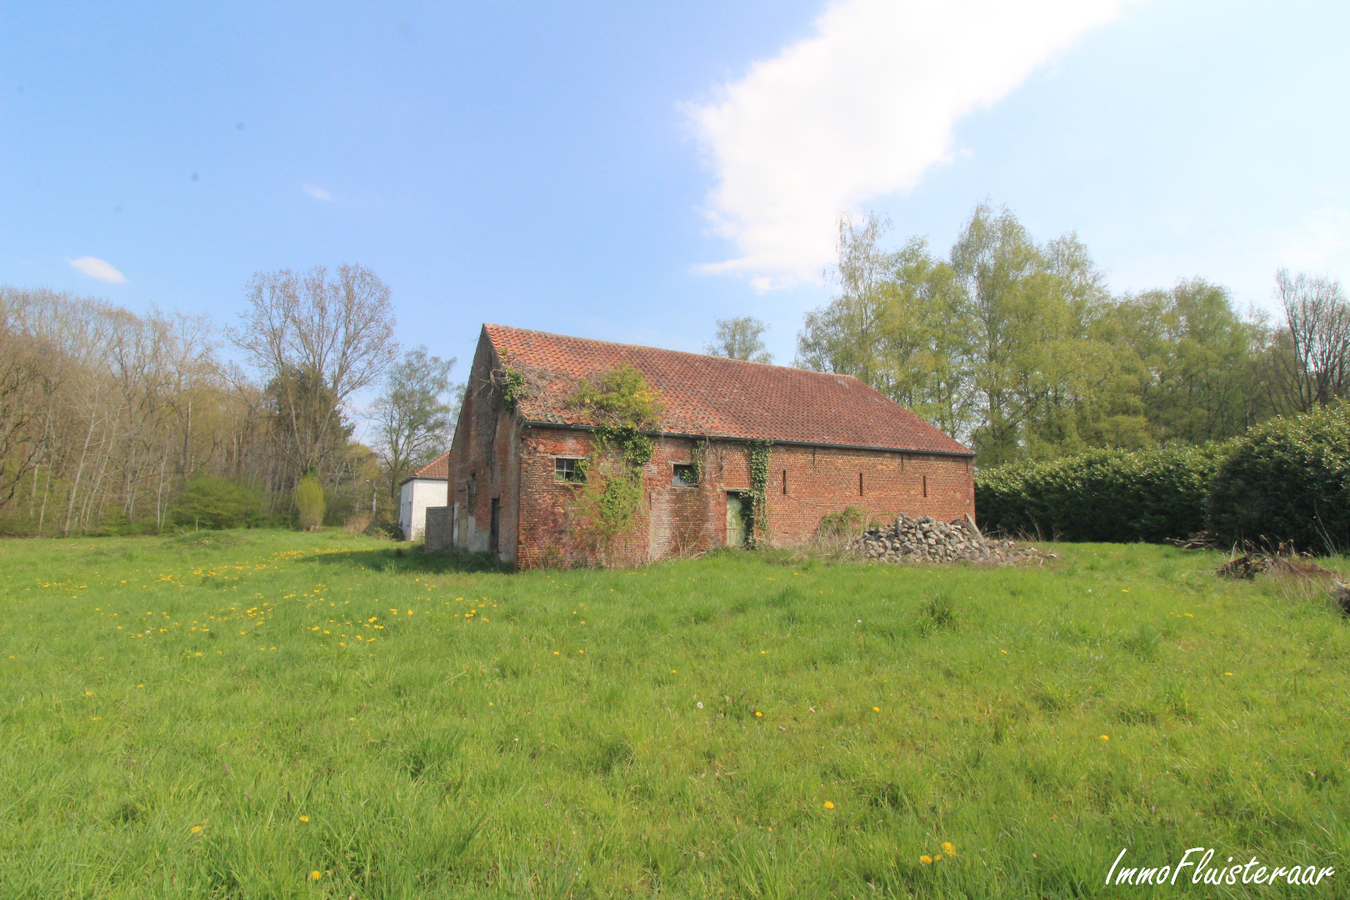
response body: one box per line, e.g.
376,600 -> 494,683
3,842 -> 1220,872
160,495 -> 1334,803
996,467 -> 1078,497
853,514 -> 1045,565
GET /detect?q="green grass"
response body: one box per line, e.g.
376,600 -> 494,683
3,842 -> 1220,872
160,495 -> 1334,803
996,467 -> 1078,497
1,530 -> 1348,898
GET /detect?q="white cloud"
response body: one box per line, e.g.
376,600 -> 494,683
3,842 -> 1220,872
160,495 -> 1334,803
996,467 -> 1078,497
687,0 -> 1125,287
67,256 -> 127,283
302,184 -> 334,201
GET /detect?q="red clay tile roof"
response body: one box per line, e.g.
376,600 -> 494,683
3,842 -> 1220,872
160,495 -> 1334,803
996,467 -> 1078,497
484,325 -> 972,456
405,450 -> 450,482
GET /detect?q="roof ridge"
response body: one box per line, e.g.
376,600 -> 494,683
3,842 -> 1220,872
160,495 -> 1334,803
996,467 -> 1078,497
484,323 -> 857,381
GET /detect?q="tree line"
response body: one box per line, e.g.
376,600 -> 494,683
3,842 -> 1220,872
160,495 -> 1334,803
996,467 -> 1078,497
0,266 -> 459,536
781,204 -> 1349,466
3,202 -> 1346,534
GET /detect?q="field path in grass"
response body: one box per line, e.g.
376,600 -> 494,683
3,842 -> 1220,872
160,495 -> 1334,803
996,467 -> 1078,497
1,530 -> 1348,897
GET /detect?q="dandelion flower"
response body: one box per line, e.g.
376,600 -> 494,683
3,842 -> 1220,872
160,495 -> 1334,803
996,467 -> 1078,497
942,842 -> 955,856
920,855 -> 933,865
190,825 -> 202,834
823,801 -> 834,809
873,707 -> 880,712
935,854 -> 943,862
1100,735 -> 1109,741
755,711 -> 763,718
299,816 -> 310,823
310,870 -> 322,881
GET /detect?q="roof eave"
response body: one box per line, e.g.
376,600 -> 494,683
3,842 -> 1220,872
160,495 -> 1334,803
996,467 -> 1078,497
520,419 -> 974,459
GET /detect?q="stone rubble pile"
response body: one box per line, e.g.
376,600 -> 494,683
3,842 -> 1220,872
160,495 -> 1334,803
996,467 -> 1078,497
853,514 -> 1045,565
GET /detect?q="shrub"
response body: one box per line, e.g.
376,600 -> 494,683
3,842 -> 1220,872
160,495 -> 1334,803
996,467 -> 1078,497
817,506 -> 864,536
294,475 -> 326,531
1207,402 -> 1350,555
976,444 -> 1231,543
174,476 -> 265,530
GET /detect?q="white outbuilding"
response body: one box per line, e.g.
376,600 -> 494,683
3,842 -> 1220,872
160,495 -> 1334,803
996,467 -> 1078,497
398,451 -> 449,541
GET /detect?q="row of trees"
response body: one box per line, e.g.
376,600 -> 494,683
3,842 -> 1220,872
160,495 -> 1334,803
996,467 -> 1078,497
789,204 -> 1350,465
0,267 -> 459,535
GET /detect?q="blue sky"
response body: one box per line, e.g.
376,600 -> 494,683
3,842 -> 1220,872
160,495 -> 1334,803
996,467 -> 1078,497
3,1 -> 1348,373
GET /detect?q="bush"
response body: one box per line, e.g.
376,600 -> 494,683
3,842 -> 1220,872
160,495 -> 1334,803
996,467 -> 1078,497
817,506 -> 864,536
294,475 -> 326,531
174,476 -> 265,530
976,444 -> 1231,543
1207,402 -> 1350,555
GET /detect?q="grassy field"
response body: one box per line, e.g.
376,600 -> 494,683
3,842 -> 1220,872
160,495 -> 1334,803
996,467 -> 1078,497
1,530 -> 1348,898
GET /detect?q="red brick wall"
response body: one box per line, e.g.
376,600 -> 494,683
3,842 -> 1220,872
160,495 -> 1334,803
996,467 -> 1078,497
759,443 -> 974,544
446,333 -> 523,564
512,429 -> 974,568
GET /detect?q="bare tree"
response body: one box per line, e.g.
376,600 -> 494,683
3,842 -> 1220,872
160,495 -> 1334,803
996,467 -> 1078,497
230,265 -> 398,482
1273,269 -> 1350,412
705,316 -> 773,363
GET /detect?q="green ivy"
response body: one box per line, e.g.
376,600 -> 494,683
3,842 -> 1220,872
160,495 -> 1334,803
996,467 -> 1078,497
747,440 -> 772,546
499,366 -> 528,411
567,364 -> 665,558
689,438 -> 710,486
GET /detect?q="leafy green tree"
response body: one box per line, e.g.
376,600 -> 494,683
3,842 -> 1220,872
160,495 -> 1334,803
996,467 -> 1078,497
371,347 -> 459,500
293,474 -> 325,531
1106,279 -> 1271,444
705,316 -> 773,363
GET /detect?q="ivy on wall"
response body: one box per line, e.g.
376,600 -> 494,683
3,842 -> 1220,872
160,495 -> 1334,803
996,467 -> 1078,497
747,439 -> 772,546
567,364 -> 665,561
689,438 -> 710,486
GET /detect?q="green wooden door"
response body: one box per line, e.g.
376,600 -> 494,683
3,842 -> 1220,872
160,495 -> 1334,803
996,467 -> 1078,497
726,494 -> 747,547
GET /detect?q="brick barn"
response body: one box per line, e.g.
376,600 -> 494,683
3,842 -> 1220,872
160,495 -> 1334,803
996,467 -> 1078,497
443,324 -> 974,567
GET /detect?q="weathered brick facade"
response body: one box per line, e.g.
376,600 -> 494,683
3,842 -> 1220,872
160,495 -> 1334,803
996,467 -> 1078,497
444,325 -> 975,568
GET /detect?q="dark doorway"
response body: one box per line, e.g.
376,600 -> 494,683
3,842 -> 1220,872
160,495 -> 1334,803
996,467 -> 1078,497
489,498 -> 501,557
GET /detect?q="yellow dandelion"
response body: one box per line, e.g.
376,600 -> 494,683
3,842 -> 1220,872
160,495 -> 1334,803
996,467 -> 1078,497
823,801 -> 834,809
299,816 -> 310,823
873,706 -> 880,712
942,842 -> 955,856
934,854 -> 943,862
1100,734 -> 1109,741
920,855 -> 933,865
310,870 -> 322,881
190,825 -> 202,834
755,711 -> 763,717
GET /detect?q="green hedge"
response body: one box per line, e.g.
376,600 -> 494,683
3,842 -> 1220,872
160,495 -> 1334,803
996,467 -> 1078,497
977,403 -> 1350,552
1208,402 -> 1350,555
975,444 -> 1231,543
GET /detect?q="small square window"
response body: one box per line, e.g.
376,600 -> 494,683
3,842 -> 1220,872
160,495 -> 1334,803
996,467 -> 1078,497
672,464 -> 698,487
554,457 -> 585,483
